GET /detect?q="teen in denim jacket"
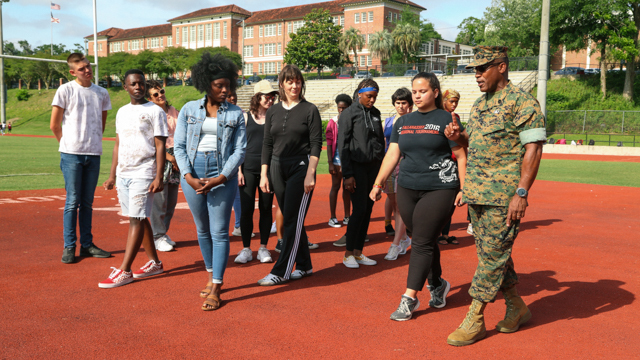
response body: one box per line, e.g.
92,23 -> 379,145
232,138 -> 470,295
174,53 -> 246,311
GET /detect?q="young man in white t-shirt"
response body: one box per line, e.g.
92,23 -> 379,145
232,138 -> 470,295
50,53 -> 112,264
100,69 -> 169,289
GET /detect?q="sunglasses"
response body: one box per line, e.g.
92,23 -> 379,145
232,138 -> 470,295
474,62 -> 504,74
262,94 -> 277,102
150,89 -> 165,97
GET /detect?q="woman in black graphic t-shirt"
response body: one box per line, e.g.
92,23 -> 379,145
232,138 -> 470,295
370,72 -> 467,321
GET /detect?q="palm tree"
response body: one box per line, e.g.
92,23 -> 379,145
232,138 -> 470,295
369,30 -> 394,64
392,24 -> 421,64
339,27 -> 365,68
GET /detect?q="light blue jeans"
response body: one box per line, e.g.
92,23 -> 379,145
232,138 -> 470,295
181,151 -> 237,284
60,153 -> 100,249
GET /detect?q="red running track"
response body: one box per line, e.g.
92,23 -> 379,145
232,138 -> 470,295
1,175 -> 638,359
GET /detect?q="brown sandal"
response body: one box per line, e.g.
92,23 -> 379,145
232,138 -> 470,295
200,283 -> 213,298
201,294 -> 221,311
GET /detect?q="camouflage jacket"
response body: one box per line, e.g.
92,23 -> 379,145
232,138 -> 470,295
463,81 -> 547,206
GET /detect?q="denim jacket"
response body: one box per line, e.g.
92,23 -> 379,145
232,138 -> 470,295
174,96 -> 246,180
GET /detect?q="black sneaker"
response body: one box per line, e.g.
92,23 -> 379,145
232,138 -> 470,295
385,224 -> 395,236
62,247 -> 75,264
427,278 -> 451,308
79,244 -> 111,258
308,241 -> 319,249
274,238 -> 283,253
390,295 -> 420,321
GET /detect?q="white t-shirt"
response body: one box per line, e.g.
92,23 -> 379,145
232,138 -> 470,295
51,81 -> 111,155
197,117 -> 218,152
115,102 -> 168,179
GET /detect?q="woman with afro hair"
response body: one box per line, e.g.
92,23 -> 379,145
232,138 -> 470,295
174,52 -> 246,310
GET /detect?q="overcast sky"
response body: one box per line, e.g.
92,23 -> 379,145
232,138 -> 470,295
2,0 -> 492,50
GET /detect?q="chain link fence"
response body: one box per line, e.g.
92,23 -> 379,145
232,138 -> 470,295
546,110 -> 640,146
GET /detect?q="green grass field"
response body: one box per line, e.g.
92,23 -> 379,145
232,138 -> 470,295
1,136 -> 638,191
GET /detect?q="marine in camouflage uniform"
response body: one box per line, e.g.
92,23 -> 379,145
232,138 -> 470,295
444,46 -> 547,346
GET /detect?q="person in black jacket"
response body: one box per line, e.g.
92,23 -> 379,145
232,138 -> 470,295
338,79 -> 385,269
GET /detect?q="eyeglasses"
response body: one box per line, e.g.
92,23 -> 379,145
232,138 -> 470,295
474,62 -> 504,74
150,89 -> 165,97
262,94 -> 277,102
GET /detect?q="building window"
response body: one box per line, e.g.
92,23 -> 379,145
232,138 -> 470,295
175,28 -> 180,43
130,39 -> 138,50
288,22 -> 292,34
198,25 -> 204,42
182,27 -> 188,43
292,21 -> 304,34
340,16 -> 345,26
361,12 -> 367,23
264,62 -> 275,74
369,11 -> 374,22
368,55 -> 372,66
463,49 -> 472,55
333,16 -> 339,25
355,13 -> 360,23
264,43 -> 276,56
258,63 -> 262,74
214,23 -> 220,40
277,62 -> 281,72
244,26 -> 253,39
388,11 -> 392,21
277,43 -> 282,55
265,24 -> 276,37
243,45 -> 253,57
278,23 -> 282,35
190,26 -> 196,42
223,22 -> 227,39
151,37 -> 160,48
99,43 -> 102,51
167,36 -> 172,47
360,55 -> 365,67
205,24 -> 211,41
421,42 -> 434,55
243,63 -> 252,75
259,25 -> 263,37
394,13 -> 398,22
259,44 -> 263,56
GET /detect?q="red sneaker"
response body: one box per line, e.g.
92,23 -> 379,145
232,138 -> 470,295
99,267 -> 133,288
132,260 -> 163,279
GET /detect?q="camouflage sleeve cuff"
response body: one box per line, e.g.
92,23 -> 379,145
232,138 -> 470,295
519,128 -> 547,145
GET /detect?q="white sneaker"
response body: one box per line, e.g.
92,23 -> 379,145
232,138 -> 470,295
343,255 -> 360,268
234,248 -> 253,263
467,223 -> 473,235
343,217 -> 349,225
154,238 -> 174,252
232,227 -> 242,236
270,221 -> 277,234
257,247 -> 273,263
163,234 -> 176,246
290,269 -> 313,280
328,218 -> 342,228
355,254 -> 377,266
385,244 -> 402,261
257,273 -> 287,286
399,236 -> 411,255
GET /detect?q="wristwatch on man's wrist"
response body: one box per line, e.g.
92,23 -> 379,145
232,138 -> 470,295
516,187 -> 528,198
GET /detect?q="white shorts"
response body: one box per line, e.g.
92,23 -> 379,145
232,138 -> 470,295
116,177 -> 154,219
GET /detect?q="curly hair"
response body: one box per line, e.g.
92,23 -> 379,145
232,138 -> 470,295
335,94 -> 352,106
278,64 -> 305,101
145,79 -> 171,107
191,52 -> 239,95
249,93 -> 262,115
412,72 -> 443,110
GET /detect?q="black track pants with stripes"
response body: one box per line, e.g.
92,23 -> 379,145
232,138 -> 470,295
269,155 -> 313,278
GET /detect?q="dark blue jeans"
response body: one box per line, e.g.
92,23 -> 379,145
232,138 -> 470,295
60,153 -> 101,249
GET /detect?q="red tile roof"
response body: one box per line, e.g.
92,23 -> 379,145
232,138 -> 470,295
245,0 -> 347,24
108,24 -> 172,40
84,27 -> 122,39
168,5 -> 252,22
343,0 -> 426,11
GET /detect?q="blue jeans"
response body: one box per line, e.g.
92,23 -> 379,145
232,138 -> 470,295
181,151 -> 237,284
233,187 -> 241,228
60,153 -> 101,249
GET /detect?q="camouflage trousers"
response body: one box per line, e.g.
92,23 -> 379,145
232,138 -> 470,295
468,204 -> 520,302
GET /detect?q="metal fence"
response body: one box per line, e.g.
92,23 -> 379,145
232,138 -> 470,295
547,110 -> 640,134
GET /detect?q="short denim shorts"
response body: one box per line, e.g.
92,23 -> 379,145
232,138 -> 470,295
116,177 -> 154,219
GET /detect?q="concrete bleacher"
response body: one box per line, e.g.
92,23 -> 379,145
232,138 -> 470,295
237,71 -> 536,122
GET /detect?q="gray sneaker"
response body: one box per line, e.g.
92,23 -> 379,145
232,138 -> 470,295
390,295 -> 420,321
427,278 -> 451,308
333,235 -> 347,247
62,247 -> 75,264
79,244 -> 111,258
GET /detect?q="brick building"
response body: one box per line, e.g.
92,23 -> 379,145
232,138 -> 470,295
84,0 -> 426,75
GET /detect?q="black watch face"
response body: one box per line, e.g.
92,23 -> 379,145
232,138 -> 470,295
517,188 -> 527,197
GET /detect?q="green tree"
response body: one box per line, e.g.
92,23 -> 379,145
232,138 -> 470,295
154,47 -> 196,86
392,24 -> 421,64
284,9 -> 344,78
456,17 -> 486,46
3,41 -> 21,55
616,2 -> 640,101
339,27 -> 365,67
481,0 -> 542,57
125,49 -> 157,75
194,47 -> 242,68
17,40 -> 34,55
99,52 -> 132,86
369,30 -> 394,63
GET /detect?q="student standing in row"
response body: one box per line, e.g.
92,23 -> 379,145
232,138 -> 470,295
438,89 -> 462,246
174,53 -> 246,310
147,80 -> 180,252
50,53 -> 112,264
235,80 -> 278,264
326,94 -> 352,229
100,69 -> 168,288
339,79 -> 385,269
258,65 -> 322,285
370,72 -> 467,320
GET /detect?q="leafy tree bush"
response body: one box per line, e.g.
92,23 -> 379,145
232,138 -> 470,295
16,89 -> 31,101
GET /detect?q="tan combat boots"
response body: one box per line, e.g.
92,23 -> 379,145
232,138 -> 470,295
496,286 -> 532,333
447,299 -> 487,346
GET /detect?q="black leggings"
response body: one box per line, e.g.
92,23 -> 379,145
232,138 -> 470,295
239,170 -> 274,247
397,186 -> 457,291
346,161 -> 380,251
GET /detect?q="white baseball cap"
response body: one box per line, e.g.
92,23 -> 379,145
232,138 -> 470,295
254,80 -> 278,95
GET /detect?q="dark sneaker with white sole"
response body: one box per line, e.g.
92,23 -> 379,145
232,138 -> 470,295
390,295 -> 420,321
274,238 -> 283,253
427,278 -> 451,308
79,244 -> 111,258
62,247 -> 75,264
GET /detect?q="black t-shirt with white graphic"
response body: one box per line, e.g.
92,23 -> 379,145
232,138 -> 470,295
390,108 -> 463,191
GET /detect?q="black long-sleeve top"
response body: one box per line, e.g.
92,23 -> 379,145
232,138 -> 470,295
338,101 -> 385,179
261,100 -> 323,165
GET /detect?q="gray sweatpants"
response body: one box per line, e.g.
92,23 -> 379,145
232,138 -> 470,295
150,183 -> 180,239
